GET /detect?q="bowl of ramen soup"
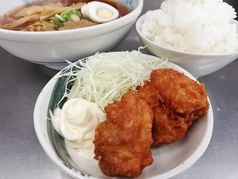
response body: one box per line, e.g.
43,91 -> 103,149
136,0 -> 238,77
0,0 -> 143,70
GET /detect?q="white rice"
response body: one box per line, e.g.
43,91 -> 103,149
141,0 -> 238,54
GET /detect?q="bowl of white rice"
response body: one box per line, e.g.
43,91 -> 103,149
136,0 -> 238,77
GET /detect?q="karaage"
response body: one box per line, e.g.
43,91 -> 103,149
94,68 -> 210,176
93,91 -> 154,177
137,68 -> 209,146
150,69 -> 209,122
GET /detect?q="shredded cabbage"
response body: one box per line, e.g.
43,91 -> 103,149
59,50 -> 168,111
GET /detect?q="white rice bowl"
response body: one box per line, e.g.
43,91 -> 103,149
140,0 -> 238,54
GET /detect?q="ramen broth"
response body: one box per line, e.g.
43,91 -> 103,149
0,0 -> 130,31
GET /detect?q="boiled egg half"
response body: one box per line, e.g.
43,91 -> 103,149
81,1 -> 119,23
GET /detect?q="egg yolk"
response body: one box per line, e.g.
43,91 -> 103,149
97,8 -> 114,19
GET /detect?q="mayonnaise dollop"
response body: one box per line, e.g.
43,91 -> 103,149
50,98 -> 106,159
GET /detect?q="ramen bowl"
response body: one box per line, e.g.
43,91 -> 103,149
34,52 -> 213,179
0,0 -> 143,70
136,11 -> 238,77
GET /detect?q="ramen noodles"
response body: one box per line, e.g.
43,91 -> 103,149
0,0 -> 129,31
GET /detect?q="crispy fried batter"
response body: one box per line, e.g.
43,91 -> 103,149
93,92 -> 154,177
137,68 -> 209,146
94,68 -> 210,176
136,81 -> 161,109
150,69 -> 209,122
151,103 -> 189,146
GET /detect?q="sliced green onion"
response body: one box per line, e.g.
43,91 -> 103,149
50,4 -> 82,28
70,14 -> 80,22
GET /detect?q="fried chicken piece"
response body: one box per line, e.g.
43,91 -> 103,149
137,68 -> 209,146
136,81 -> 161,109
150,69 -> 209,121
93,92 -> 154,178
151,103 -> 189,147
137,82 -> 189,146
